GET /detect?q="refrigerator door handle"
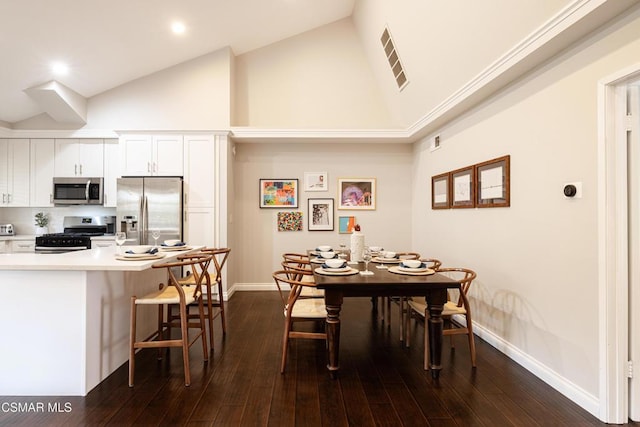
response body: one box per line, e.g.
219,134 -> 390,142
143,196 -> 149,245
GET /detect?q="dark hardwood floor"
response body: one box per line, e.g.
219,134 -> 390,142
0,292 -> 622,426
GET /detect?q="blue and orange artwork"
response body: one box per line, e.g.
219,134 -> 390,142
262,180 -> 297,207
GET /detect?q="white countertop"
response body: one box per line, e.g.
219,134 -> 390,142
0,234 -> 115,241
0,245 -> 202,271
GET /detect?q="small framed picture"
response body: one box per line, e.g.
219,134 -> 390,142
339,216 -> 356,234
338,178 -> 376,210
475,155 -> 510,208
451,166 -> 475,208
308,198 -> 334,231
304,172 -> 328,192
431,172 -> 450,209
259,179 -> 298,208
277,212 -> 303,231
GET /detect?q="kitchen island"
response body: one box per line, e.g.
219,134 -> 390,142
0,245 -> 201,396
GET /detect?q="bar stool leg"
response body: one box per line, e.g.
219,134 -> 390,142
128,296 -> 137,387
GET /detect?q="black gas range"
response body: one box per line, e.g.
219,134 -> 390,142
35,216 -> 115,254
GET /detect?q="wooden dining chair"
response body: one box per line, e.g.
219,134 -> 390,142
272,269 -> 327,373
129,253 -> 213,386
281,253 -> 324,298
381,252 -> 421,337
405,267 -> 477,370
172,247 -> 231,350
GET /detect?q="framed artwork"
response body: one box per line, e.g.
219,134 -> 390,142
339,216 -> 356,234
304,172 -> 328,192
431,172 -> 450,209
277,212 -> 303,231
451,166 -> 475,208
338,178 -> 376,210
475,155 -> 510,208
259,179 -> 298,208
308,198 -> 334,231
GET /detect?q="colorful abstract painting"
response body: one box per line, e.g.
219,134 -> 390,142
278,212 -> 303,231
260,179 -> 299,208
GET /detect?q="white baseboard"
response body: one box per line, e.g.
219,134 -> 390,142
471,320 -> 599,418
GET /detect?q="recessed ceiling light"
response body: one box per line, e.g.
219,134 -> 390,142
51,62 -> 69,76
171,21 -> 186,34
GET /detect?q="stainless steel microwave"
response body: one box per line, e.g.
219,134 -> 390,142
53,177 -> 104,205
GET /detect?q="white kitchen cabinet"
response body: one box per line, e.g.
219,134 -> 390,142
0,240 -> 9,253
184,208 -> 214,247
184,135 -> 215,208
11,239 -> 35,253
54,139 -> 104,177
30,139 -> 55,207
103,139 -> 119,207
120,134 -> 183,176
91,238 -> 115,248
0,138 -> 30,207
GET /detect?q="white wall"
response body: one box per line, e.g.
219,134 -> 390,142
232,141 -> 413,286
352,0 -> 571,127
233,18 -> 392,128
14,48 -> 233,131
412,7 -> 640,402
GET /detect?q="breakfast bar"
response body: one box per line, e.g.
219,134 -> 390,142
0,245 -> 200,396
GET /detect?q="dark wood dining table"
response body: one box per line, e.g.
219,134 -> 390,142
313,262 -> 461,380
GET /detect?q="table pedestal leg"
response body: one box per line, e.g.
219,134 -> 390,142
427,302 -> 444,380
325,302 -> 341,378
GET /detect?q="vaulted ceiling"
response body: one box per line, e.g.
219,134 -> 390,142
0,0 -> 355,125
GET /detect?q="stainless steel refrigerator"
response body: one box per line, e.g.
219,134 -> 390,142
116,177 -> 183,245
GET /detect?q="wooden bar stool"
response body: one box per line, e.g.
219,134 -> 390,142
128,253 -> 213,387
173,247 -> 231,350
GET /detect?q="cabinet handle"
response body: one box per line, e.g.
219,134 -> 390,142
75,164 -> 78,175
2,193 -> 5,203
153,162 -> 157,173
79,164 -> 83,175
50,194 -> 53,204
148,162 -> 151,173
7,194 -> 10,203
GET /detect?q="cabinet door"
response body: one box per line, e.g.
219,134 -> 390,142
54,139 -> 79,177
0,139 -> 9,202
11,239 -> 35,253
103,139 -> 119,207
78,139 -> 104,177
153,135 -> 183,176
0,240 -> 9,254
30,139 -> 55,207
184,135 -> 215,208
120,135 -> 152,176
8,139 -> 30,206
185,208 -> 214,247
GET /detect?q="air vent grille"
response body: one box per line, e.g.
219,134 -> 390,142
381,27 -> 408,90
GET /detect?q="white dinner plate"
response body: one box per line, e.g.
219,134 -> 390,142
159,245 -> 192,252
115,253 -> 165,261
388,266 -> 435,276
310,257 -> 326,264
397,265 -> 428,273
121,252 -> 156,258
373,256 -> 402,264
320,265 -> 350,272
314,267 -> 359,276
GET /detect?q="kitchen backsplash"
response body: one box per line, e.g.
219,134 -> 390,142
0,206 -> 116,235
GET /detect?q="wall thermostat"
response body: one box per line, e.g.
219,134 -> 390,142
563,182 -> 582,199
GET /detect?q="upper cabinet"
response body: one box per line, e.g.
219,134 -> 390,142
30,139 -> 55,207
103,139 -> 119,207
184,135 -> 215,208
54,139 -> 104,177
0,139 -> 30,207
120,134 -> 183,177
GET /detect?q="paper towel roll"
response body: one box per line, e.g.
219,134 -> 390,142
350,232 -> 364,262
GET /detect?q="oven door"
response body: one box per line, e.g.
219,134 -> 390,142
53,178 -> 104,205
35,246 -> 90,254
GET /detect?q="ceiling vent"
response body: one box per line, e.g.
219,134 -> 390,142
381,26 -> 408,90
